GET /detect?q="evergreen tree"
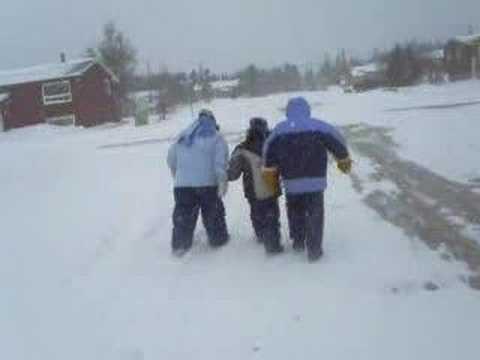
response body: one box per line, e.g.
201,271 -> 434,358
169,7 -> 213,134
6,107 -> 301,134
304,68 -> 317,91
283,64 -> 302,92
386,44 -> 404,86
239,64 -> 260,97
91,21 -> 137,102
319,53 -> 335,86
335,49 -> 351,84
199,67 -> 214,102
385,44 -> 423,87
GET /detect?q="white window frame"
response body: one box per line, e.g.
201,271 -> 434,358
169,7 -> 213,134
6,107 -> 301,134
42,80 -> 72,105
45,114 -> 76,126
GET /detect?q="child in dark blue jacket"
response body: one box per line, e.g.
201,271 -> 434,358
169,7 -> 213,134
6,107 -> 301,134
263,97 -> 352,261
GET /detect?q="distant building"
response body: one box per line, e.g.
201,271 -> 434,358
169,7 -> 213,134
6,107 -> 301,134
350,63 -> 386,91
131,90 -> 158,112
419,49 -> 446,83
0,92 -> 10,131
192,79 -> 239,99
0,57 -> 120,131
211,79 -> 240,98
445,33 -> 480,80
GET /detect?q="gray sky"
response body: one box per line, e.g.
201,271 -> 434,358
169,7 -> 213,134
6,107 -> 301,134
0,0 -> 479,73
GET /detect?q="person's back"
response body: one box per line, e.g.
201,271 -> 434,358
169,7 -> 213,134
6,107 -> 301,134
228,119 -> 277,201
172,134 -> 226,188
264,97 -> 349,194
263,97 -> 351,261
167,110 -> 230,256
228,118 -> 283,254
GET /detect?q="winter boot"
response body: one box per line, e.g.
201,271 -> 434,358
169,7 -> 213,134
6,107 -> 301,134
265,243 -> 285,256
210,235 -> 229,249
172,247 -> 189,258
292,239 -> 305,252
253,233 -> 264,244
307,248 -> 323,263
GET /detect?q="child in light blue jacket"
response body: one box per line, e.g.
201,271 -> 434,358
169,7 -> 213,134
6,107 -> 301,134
167,110 -> 230,255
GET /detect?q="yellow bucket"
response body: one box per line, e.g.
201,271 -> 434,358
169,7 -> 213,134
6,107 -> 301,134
262,167 -> 281,196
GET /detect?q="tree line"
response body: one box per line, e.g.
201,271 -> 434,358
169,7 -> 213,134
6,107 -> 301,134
383,40 -> 445,87
86,21 -> 446,117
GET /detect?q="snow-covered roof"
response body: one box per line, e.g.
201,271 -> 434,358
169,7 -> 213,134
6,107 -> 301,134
211,79 -> 239,90
430,49 -> 444,60
131,90 -> 153,99
352,63 -> 380,77
192,79 -> 240,92
421,49 -> 444,60
0,58 -> 117,88
453,33 -> 480,45
0,92 -> 9,103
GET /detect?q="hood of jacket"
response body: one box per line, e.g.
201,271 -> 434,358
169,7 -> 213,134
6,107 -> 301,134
177,114 -> 217,147
286,97 -> 311,122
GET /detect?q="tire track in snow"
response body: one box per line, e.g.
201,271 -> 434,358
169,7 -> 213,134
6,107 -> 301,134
343,123 -> 480,289
97,131 -> 245,150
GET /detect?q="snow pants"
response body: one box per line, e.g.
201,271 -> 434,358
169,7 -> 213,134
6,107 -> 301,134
248,197 -> 282,251
172,186 -> 229,251
286,191 -> 324,254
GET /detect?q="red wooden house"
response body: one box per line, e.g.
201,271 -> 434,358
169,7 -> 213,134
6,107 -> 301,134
0,92 -> 9,131
0,57 -> 120,131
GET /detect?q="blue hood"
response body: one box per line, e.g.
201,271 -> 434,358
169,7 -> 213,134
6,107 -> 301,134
178,114 -> 217,147
286,97 -> 311,121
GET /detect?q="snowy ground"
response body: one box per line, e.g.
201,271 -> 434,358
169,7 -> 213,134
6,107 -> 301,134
2,81 -> 480,360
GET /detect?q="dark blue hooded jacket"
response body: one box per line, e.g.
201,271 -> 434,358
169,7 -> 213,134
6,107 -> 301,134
263,97 -> 349,194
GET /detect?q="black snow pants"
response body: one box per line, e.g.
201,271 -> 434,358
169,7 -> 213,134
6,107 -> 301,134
248,197 -> 282,251
172,186 -> 229,251
286,191 -> 324,255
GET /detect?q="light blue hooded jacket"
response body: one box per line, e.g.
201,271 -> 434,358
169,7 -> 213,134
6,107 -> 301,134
167,114 -> 229,188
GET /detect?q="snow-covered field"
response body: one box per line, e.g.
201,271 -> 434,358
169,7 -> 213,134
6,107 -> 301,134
1,81 -> 480,360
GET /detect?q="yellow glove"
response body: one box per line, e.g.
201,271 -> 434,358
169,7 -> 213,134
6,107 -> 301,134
337,157 -> 353,174
262,167 -> 281,195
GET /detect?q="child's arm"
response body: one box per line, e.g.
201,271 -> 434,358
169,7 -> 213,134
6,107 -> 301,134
227,147 -> 245,181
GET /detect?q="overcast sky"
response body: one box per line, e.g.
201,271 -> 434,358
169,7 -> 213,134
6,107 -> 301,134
1,0 -> 479,73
